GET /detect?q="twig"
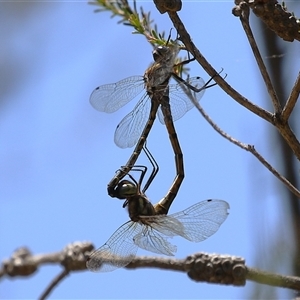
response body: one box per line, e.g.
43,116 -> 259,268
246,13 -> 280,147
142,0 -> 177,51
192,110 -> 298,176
90,0 -> 172,46
167,11 -> 274,125
190,95 -> 300,198
274,121 -> 300,161
0,242 -> 93,279
247,267 -> 300,290
167,11 -> 300,161
282,72 -> 300,122
39,269 -> 69,300
126,255 -> 185,271
172,73 -> 300,199
248,145 -> 300,198
237,2 -> 282,114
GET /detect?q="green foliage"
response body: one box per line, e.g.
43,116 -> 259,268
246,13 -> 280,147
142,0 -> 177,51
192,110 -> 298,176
90,0 -> 171,46
89,0 -> 194,77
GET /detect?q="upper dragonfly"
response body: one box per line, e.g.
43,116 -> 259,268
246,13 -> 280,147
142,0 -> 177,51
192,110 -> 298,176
86,146 -> 230,273
90,40 -> 215,198
90,40 -> 204,149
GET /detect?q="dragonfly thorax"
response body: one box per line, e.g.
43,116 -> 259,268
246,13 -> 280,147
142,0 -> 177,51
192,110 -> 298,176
127,195 -> 156,222
144,42 -> 180,94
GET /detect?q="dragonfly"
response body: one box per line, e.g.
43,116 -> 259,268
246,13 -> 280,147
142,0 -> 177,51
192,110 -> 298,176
86,145 -> 230,272
90,40 -> 217,200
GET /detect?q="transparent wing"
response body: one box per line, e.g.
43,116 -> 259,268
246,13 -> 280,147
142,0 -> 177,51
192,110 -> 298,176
90,76 -> 145,113
139,215 -> 186,237
158,76 -> 206,124
133,228 -> 177,256
114,93 -> 152,148
136,215 -> 190,250
86,221 -> 142,272
133,199 -> 229,255
170,199 -> 230,242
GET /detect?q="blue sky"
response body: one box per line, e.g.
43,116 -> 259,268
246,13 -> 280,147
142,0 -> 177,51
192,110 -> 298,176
1,1 -> 299,299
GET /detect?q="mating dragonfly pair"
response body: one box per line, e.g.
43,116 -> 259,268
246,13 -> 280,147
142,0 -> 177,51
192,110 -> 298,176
87,40 -> 229,272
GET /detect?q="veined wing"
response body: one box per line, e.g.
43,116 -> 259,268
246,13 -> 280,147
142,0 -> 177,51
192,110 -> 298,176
133,200 -> 229,254
139,214 -> 186,237
114,93 -> 151,148
134,214 -> 188,254
157,76 -> 206,124
133,227 -> 177,256
90,76 -> 145,113
86,221 -> 142,272
170,199 -> 230,242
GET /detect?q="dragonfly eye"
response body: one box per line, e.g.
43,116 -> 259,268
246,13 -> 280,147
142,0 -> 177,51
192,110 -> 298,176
115,180 -> 137,199
152,46 -> 169,61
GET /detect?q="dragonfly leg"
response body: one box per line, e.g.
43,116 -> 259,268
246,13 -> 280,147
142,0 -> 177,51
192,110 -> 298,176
107,102 -> 159,197
141,143 -> 159,194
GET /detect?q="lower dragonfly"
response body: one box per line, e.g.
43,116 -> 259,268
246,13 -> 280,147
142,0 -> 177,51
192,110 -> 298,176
86,145 -> 229,272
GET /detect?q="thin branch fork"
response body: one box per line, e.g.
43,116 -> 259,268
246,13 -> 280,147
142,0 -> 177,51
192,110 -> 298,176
282,72 -> 300,122
174,76 -> 300,199
167,11 -> 274,124
200,106 -> 300,198
167,10 -> 300,161
235,2 -> 300,161
237,2 -> 281,114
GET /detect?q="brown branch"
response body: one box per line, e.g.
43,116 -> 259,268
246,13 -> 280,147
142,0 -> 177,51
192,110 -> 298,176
235,2 -> 300,160
248,144 -> 300,198
247,267 -> 300,290
3,244 -> 300,292
0,242 -> 93,279
126,255 -> 186,271
274,120 -> 300,161
282,72 -> 300,122
39,269 -> 69,300
167,11 -> 274,125
236,2 -> 282,114
173,73 -> 300,199
167,9 -> 300,162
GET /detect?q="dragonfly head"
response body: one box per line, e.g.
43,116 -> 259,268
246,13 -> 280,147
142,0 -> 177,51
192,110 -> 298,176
114,180 -> 138,199
152,45 -> 170,62
152,41 -> 180,64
